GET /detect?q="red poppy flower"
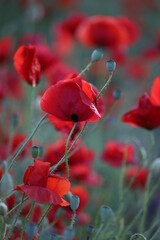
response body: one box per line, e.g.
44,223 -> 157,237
125,167 -> 149,189
117,17 -> 140,46
14,45 -> 41,87
101,141 -> 136,168
151,76 -> 160,106
122,93 -> 160,130
35,43 -> 59,72
15,160 -> 70,206
40,75 -> 102,122
44,139 -> 94,170
76,16 -> 128,49
53,13 -> 86,55
0,37 -> 14,64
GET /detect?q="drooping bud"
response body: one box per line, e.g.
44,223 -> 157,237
113,89 -> 123,101
70,195 -> 80,213
1,161 -> 13,196
100,205 -> 111,222
0,202 -> 8,216
106,59 -> 116,73
87,225 -> 94,238
91,49 -> 103,63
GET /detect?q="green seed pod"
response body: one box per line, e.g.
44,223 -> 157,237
113,89 -> 123,101
0,202 -> 8,216
31,146 -> 39,159
91,49 -> 103,63
70,195 -> 80,212
100,205 -> 110,222
106,59 -> 116,73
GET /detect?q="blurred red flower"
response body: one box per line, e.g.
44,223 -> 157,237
125,167 -> 149,189
15,160 -> 70,206
151,76 -> 160,105
21,203 -> 42,224
40,75 -> 102,122
14,45 -> 41,87
121,93 -> 160,130
0,37 -> 14,65
76,16 -> 128,49
101,141 -> 136,168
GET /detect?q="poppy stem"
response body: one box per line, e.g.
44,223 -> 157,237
20,201 -> 35,240
140,171 -> 152,233
7,196 -> 29,216
37,203 -> 52,228
78,61 -> 92,77
70,212 -> 76,228
65,122 -> 77,179
3,113 -> 48,177
5,193 -> 26,240
50,122 -> 87,174
96,72 -> 113,101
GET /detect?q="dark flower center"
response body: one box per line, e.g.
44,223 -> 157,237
71,114 -> 78,122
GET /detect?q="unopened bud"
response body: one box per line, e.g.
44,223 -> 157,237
64,227 -> 73,240
70,195 -> 80,212
100,205 -> 110,222
106,59 -> 116,73
113,89 -> 123,101
0,202 -> 8,216
91,49 -> 103,63
14,219 -> 22,231
151,158 -> 160,173
87,225 -> 94,237
31,146 -> 38,159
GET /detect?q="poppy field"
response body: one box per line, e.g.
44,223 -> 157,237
0,0 -> 160,239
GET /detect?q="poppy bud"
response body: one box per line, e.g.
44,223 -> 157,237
1,162 -> 13,195
113,89 -> 123,101
11,114 -> 18,129
138,147 -> 147,164
64,227 -> 73,240
100,205 -> 110,222
31,146 -> 39,159
70,195 -> 80,212
26,223 -> 37,240
0,202 -> 8,216
151,158 -> 160,173
91,49 -> 103,63
106,59 -> 116,73
87,225 -> 94,237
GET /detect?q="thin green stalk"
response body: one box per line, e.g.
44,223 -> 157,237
93,223 -> 104,240
78,62 -> 92,77
65,122 -> 77,179
7,197 -> 29,216
2,113 -> 48,176
50,122 -> 87,174
30,87 -> 36,147
20,201 -> 35,240
38,203 -> 52,228
150,227 -> 160,240
96,73 -> 113,100
5,193 -> 25,240
70,212 -> 76,228
140,171 -> 152,233
124,210 -> 143,237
